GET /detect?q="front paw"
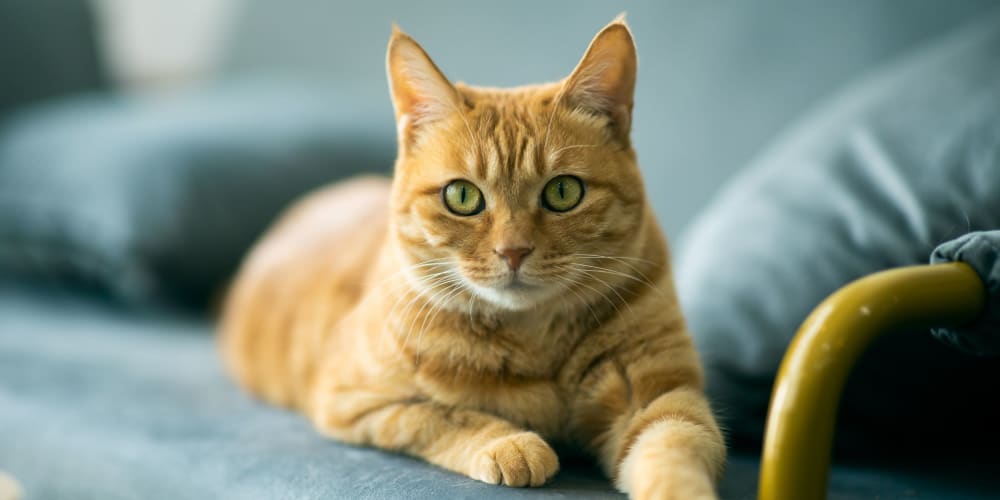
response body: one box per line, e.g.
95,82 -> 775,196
617,420 -> 721,500
470,432 -> 559,487
628,474 -> 716,500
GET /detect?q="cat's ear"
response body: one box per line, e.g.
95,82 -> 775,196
560,15 -> 637,141
386,26 -> 462,145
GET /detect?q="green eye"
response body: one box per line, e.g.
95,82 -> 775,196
443,180 -> 485,216
542,175 -> 585,212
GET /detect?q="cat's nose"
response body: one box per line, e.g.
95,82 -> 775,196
494,246 -> 534,272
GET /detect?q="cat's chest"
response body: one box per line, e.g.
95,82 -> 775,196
410,311 -> 586,437
417,370 -> 567,437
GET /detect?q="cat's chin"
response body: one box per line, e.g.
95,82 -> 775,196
471,281 -> 555,311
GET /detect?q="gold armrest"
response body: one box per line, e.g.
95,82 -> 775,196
758,263 -> 986,500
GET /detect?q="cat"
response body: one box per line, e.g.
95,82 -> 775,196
220,16 -> 725,499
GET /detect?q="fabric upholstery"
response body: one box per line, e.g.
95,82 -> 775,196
2,287 -> 998,499
0,0 -> 107,119
930,230 -> 1000,355
0,287 -> 620,500
676,14 -> 1000,449
0,80 -> 395,306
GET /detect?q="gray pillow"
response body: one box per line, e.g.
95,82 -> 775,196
676,14 -> 1000,451
0,80 -> 395,306
0,0 -> 107,119
930,230 -> 1000,355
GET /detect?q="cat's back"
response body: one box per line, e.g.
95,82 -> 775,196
220,176 -> 391,408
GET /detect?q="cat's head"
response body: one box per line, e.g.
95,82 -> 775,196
387,17 -> 654,312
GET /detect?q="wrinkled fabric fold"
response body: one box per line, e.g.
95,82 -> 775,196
930,230 -> 1000,355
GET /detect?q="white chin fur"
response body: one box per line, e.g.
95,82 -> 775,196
472,283 -> 552,311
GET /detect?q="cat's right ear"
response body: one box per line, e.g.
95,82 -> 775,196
386,26 -> 462,147
559,15 -> 637,143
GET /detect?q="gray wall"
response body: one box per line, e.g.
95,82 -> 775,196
223,0 -> 996,237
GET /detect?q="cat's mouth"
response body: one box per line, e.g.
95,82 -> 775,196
464,271 -> 555,310
501,276 -> 535,291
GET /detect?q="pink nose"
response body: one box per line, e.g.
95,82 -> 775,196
495,247 -> 533,272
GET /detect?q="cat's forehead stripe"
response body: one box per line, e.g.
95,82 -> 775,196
464,148 -> 483,179
471,108 -> 546,183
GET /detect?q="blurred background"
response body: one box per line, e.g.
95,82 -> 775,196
4,0 -> 994,238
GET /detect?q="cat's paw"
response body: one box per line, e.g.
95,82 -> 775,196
470,432 -> 559,487
627,476 -> 717,500
616,419 -> 722,500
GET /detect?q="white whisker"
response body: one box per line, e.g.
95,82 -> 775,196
400,276 -> 464,354
414,281 -> 468,365
549,143 -> 600,160
549,273 -> 601,325
541,90 -> 566,153
569,254 -> 663,292
558,266 -> 627,322
571,262 -> 661,294
568,264 -> 634,316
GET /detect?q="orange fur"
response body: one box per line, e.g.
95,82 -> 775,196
220,17 -> 725,499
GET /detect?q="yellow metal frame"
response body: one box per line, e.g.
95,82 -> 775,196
758,263 -> 986,500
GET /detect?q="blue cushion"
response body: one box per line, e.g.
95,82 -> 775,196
0,287 -> 622,500
930,230 -> 1000,355
676,15 -> 1000,448
4,287 -> 1000,499
0,80 -> 395,306
0,1 -> 106,119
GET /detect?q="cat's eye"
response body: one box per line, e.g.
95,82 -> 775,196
541,175 -> 585,212
443,180 -> 485,216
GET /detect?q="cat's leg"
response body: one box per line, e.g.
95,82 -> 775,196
571,345 -> 725,499
310,387 -> 559,487
613,388 -> 724,499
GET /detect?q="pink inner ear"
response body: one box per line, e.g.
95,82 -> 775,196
562,23 -> 636,124
388,35 -> 460,130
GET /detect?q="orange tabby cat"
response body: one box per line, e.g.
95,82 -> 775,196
220,16 -> 725,499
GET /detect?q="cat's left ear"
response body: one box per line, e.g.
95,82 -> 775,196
560,15 -> 637,142
386,25 -> 462,147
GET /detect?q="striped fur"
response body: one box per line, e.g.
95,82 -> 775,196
220,17 -> 724,499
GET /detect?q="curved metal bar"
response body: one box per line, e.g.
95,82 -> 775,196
758,263 -> 986,500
